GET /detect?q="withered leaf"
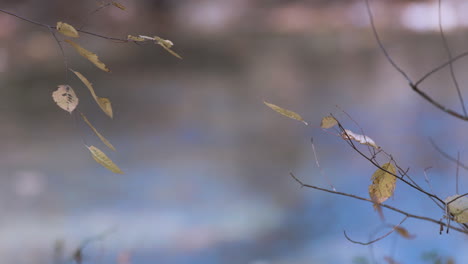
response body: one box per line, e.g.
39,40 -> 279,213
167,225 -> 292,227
70,70 -> 113,118
87,145 -> 123,174
52,85 -> 78,113
264,101 -> 308,125
369,163 -> 396,204
320,116 -> 338,129
81,113 -> 116,151
65,40 -> 111,72
56,22 -> 79,38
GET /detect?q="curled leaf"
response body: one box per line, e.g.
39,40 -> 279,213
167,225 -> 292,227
154,36 -> 182,59
394,226 -> 415,239
111,2 -> 126,10
320,116 -> 338,129
65,40 -> 111,72
81,113 -> 116,151
56,22 -> 79,38
52,85 -> 78,113
70,70 -> 113,118
445,195 -> 468,223
264,101 -> 308,125
87,145 -> 123,174
369,162 -> 396,204
342,129 -> 379,149
127,35 -> 145,42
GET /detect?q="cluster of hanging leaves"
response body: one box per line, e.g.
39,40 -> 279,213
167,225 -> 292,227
51,2 -> 182,174
264,102 -> 397,213
53,20 -> 121,173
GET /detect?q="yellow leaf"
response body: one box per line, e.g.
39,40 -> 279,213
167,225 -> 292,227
65,40 -> 111,72
127,35 -> 145,42
264,101 -> 308,125
111,2 -> 126,10
81,113 -> 116,151
70,70 -> 113,118
394,226 -> 415,239
97,97 -> 113,119
87,145 -> 123,174
368,163 -> 396,204
154,36 -> 182,59
56,21 -> 79,38
320,116 -> 337,129
52,85 -> 79,113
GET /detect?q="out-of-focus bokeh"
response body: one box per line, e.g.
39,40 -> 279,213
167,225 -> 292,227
1,0 -> 468,263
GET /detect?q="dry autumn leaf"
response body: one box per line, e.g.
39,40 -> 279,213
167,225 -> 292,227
56,22 -> 79,38
445,195 -> 468,223
81,113 -> 116,151
127,35 -> 145,42
369,162 -> 396,205
342,129 -> 379,149
320,116 -> 338,129
52,85 -> 78,113
394,226 -> 415,239
87,145 -> 123,174
65,40 -> 111,72
154,36 -> 182,59
111,2 -> 126,10
70,70 -> 113,118
264,101 -> 308,125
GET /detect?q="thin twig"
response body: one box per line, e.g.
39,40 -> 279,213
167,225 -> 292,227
456,151 -> 460,194
337,122 -> 445,206
310,137 -> 336,191
0,8 -> 130,43
438,0 -> 467,116
416,51 -> 468,87
289,172 -> 468,234
343,216 -> 408,245
364,0 -> 413,84
429,137 -> 468,171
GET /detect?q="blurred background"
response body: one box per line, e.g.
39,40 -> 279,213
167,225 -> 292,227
1,0 -> 468,263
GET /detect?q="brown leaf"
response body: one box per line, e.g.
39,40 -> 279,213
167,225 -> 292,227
394,226 -> 416,239
264,101 -> 308,125
81,113 -> 116,151
52,85 -> 78,113
70,70 -> 113,118
127,35 -> 145,42
56,22 -> 79,38
320,116 -> 338,129
65,40 -> 111,72
87,145 -> 123,174
369,163 -> 397,204
111,2 -> 126,10
154,36 -> 182,59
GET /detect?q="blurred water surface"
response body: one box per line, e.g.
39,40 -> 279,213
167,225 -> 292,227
1,1 -> 468,264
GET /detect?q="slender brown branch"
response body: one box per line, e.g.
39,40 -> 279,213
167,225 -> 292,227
337,122 -> 445,206
0,8 -> 130,43
289,173 -> 468,234
429,137 -> 468,171
364,0 -> 412,84
438,0 -> 467,116
343,216 -> 408,245
416,51 -> 468,87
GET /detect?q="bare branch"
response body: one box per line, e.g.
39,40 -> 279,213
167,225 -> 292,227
289,173 -> 468,235
429,137 -> 468,171
438,0 -> 467,116
343,216 -> 408,245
